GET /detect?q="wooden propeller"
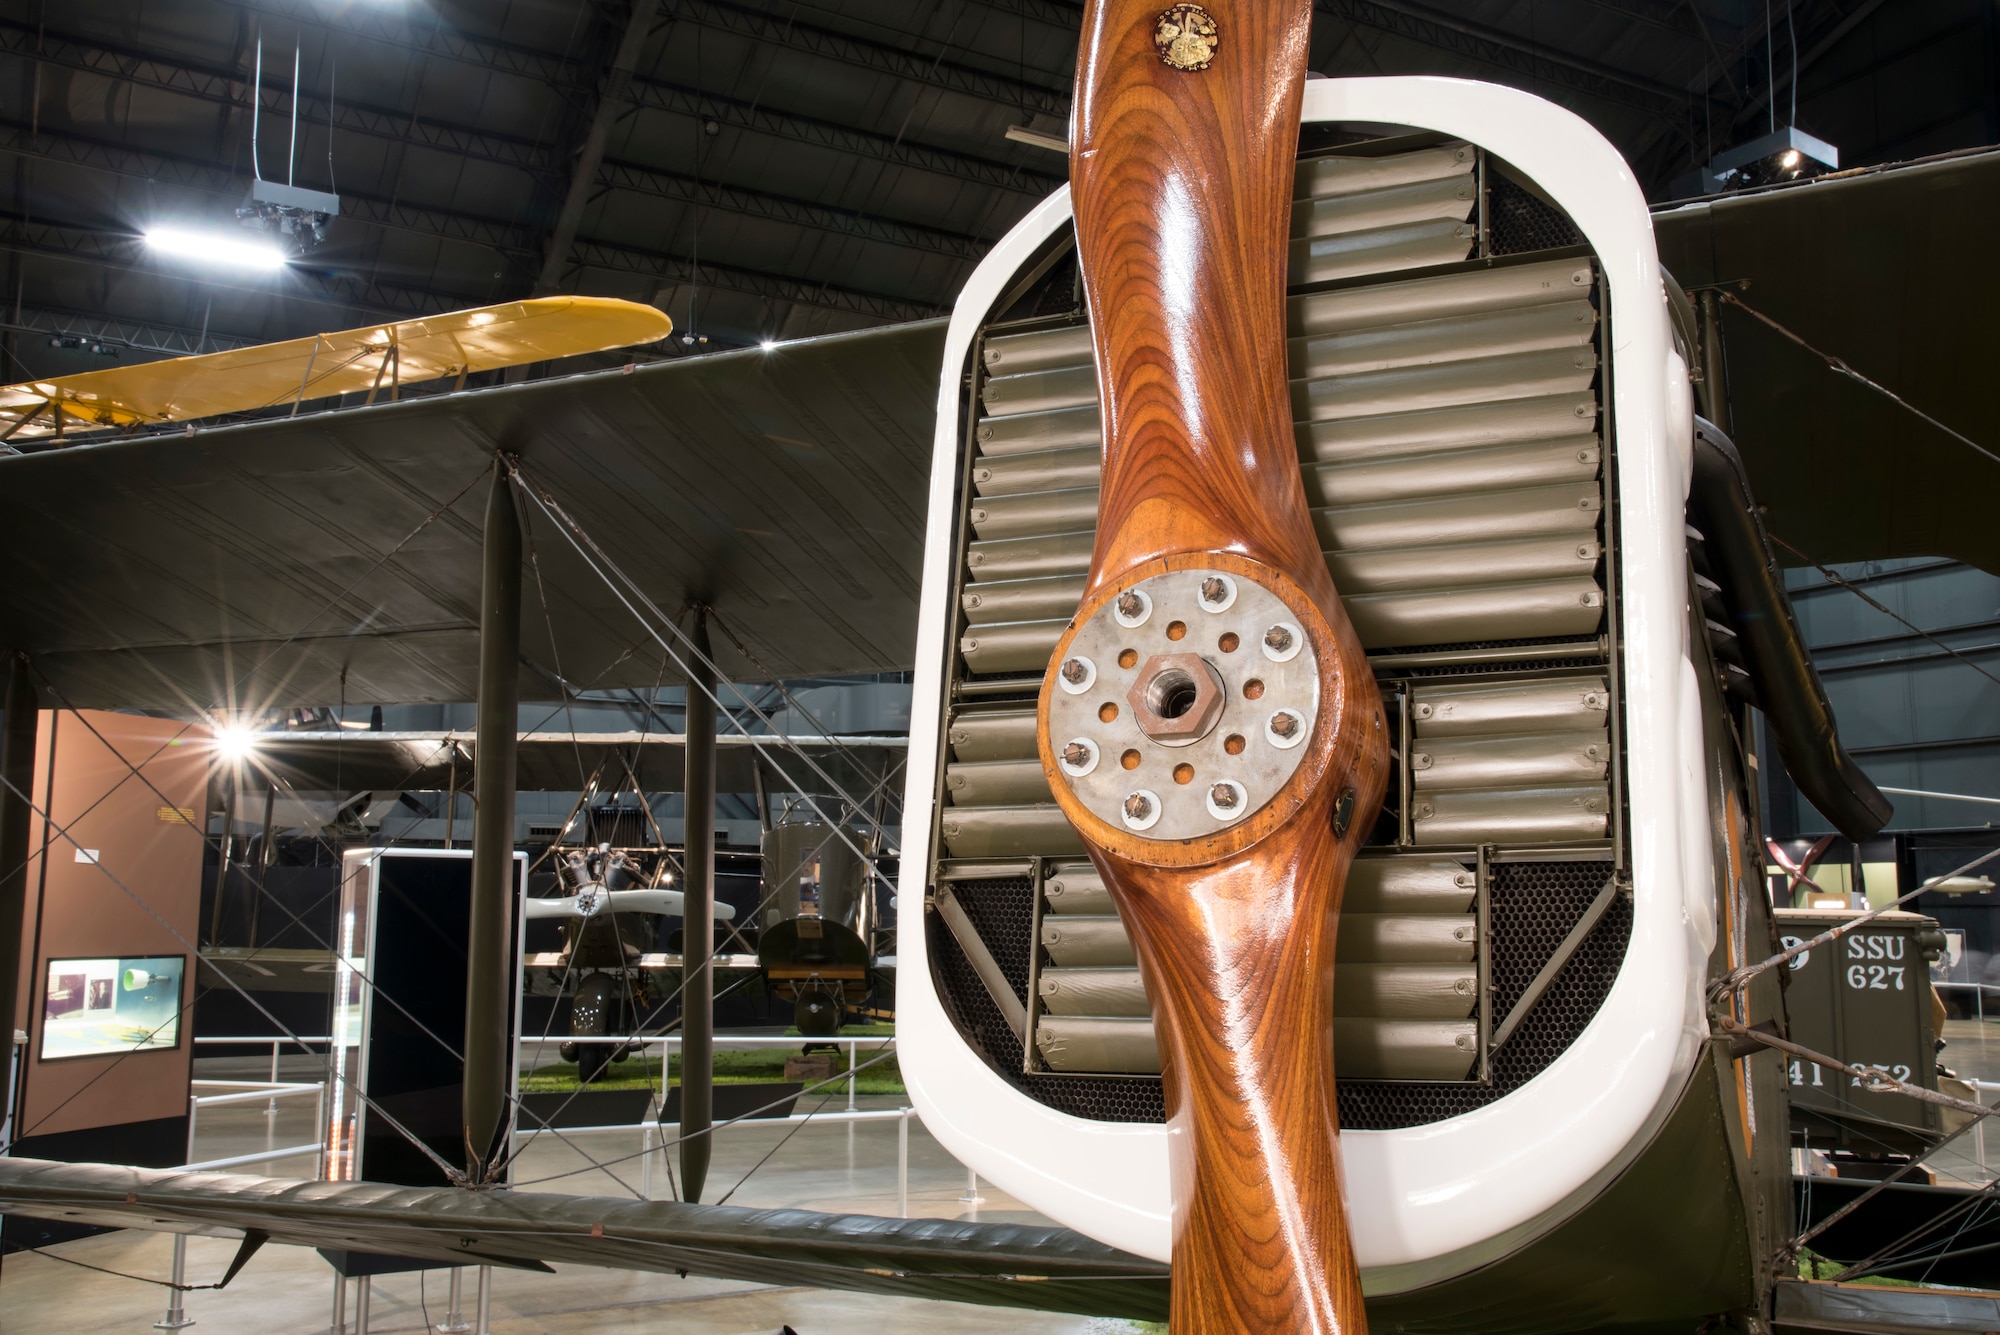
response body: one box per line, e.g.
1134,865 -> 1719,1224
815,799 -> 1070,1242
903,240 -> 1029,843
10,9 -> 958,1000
1036,2 -> 1390,1331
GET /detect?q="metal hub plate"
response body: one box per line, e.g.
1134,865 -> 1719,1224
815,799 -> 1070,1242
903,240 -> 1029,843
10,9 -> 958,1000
1047,567 -> 1320,841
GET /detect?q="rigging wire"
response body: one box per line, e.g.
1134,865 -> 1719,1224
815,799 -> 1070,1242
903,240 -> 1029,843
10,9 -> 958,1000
0,770 -> 465,1186
1787,0 -> 1797,129
706,609 -> 910,824
712,1086 -> 836,1205
11,677 -> 643,1193
508,463 -> 897,890
1766,535 -> 2000,693
0,1239 -> 239,1292
200,459 -> 493,715
510,1044 -> 898,1188
1715,289 -> 2000,471
6,462 -> 910,1192
512,470 -> 652,1153
1714,844 -> 2000,1001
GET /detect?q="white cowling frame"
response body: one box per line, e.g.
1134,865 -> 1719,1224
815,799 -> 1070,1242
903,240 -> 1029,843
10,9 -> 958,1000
896,76 -> 1711,1290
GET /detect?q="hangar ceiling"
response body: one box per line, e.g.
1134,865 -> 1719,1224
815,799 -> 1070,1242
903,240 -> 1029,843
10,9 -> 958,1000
0,0 -> 1995,382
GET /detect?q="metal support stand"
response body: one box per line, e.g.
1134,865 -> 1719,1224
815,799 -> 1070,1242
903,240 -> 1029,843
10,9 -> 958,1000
476,1266 -> 493,1335
152,1235 -> 196,1328
328,1273 -> 347,1335
155,1094 -> 200,1327
209,765 -> 236,947
436,1267 -> 472,1333
249,780 -> 274,957
639,1121 -> 653,1199
959,1165 -> 984,1205
463,460 -> 522,1180
680,608 -> 716,1203
353,1275 -> 371,1335
898,1108 -> 910,1218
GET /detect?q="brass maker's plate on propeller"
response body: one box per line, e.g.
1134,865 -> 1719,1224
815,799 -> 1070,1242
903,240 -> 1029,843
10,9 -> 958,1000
1048,566 -> 1320,842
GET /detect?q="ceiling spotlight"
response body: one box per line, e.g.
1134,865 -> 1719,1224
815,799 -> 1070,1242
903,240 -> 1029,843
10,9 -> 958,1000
48,336 -> 118,357
1669,126 -> 1837,198
147,227 -> 289,271
213,723 -> 260,761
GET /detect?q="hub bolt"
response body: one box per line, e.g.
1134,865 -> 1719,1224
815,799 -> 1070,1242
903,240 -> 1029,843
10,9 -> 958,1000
1264,625 -> 1294,654
1117,591 -> 1144,618
1208,782 -> 1239,810
1062,741 -> 1091,767
1200,577 -> 1227,604
1124,792 -> 1153,821
1061,657 -> 1089,685
1270,711 -> 1300,739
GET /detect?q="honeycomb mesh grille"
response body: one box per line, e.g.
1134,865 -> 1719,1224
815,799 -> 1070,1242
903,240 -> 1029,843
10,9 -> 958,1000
1030,254 -> 1079,318
1386,654 -> 1607,679
929,880 -> 1167,1124
928,865 -> 1628,1129
1487,165 -> 1586,256
1339,859 -> 1628,1127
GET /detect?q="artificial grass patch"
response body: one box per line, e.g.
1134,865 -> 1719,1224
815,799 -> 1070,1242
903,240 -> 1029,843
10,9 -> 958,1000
520,1042 -> 904,1096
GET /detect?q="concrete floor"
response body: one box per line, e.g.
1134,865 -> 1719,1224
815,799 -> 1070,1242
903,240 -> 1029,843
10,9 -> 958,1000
1929,1016 -> 2000,1186
0,1056 -> 1152,1334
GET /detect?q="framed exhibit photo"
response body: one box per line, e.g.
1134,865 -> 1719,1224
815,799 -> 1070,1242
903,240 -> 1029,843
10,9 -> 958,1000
39,955 -> 187,1061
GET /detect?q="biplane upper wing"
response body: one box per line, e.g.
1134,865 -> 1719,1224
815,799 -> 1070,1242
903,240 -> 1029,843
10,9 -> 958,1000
0,319 -> 946,711
1653,147 -> 2000,575
0,298 -> 673,441
0,1157 -> 1169,1322
0,155 -> 1991,719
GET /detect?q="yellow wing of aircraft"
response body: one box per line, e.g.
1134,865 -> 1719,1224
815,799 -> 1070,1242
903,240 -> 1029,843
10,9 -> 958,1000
0,296 -> 672,443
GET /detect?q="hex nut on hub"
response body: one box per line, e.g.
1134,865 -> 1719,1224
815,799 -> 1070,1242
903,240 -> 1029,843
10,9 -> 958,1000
1126,652 -> 1225,746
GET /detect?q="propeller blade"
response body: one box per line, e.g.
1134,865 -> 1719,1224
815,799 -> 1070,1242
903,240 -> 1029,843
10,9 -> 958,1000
1043,4 -> 1389,1331
520,889 -> 737,922
600,888 -> 739,922
521,895 -> 585,920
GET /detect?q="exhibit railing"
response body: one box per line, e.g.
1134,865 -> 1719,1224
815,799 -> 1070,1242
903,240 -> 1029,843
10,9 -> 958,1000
1935,981 -> 1998,1021
516,1030 -> 894,1112
155,1078 -> 329,1329
509,1033 -> 923,1211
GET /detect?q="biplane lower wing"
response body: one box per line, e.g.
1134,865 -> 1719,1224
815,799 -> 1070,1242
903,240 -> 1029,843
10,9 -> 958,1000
0,1157 -> 1169,1321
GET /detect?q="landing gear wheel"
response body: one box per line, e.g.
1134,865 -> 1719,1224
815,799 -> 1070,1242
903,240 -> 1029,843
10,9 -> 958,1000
569,974 -> 615,1084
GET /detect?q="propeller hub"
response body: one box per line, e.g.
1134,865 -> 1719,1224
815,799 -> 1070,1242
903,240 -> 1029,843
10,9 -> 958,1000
1042,560 -> 1322,845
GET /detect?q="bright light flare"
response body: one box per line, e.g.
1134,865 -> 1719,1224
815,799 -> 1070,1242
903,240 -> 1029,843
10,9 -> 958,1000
760,340 -> 779,350
146,227 -> 289,272
213,724 -> 260,761
1779,149 -> 1801,169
